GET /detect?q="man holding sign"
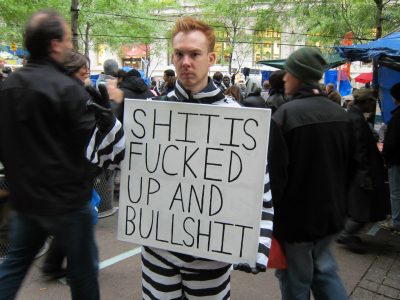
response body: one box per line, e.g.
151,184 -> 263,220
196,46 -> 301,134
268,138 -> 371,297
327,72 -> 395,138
117,17 -> 273,299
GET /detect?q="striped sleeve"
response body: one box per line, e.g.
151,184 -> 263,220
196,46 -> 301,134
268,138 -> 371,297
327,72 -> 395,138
256,163 -> 274,269
86,118 -> 125,169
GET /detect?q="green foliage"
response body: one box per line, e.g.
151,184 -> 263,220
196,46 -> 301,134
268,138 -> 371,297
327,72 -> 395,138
257,0 -> 400,49
0,0 -> 176,52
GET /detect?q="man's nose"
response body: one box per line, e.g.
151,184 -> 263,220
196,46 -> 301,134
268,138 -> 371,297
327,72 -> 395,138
182,55 -> 191,66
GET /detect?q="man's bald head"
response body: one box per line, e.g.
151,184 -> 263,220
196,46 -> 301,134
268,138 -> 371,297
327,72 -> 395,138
24,10 -> 68,60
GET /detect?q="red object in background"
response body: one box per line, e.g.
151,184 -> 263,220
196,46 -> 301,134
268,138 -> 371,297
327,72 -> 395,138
121,44 -> 149,58
354,72 -> 373,83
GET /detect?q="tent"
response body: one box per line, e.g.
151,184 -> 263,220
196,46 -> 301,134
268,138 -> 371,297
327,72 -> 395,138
334,31 -> 400,70
334,29 -> 400,123
258,52 -> 347,71
354,72 -> 373,83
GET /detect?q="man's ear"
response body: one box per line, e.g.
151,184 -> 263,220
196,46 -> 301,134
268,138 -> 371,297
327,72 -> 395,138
208,52 -> 216,66
50,39 -> 61,56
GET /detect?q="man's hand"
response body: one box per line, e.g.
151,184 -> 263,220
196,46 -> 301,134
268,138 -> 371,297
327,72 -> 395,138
86,84 -> 115,132
233,263 -> 266,274
106,79 -> 124,104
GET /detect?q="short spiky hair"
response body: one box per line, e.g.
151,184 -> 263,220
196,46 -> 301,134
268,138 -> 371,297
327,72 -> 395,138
172,17 -> 215,53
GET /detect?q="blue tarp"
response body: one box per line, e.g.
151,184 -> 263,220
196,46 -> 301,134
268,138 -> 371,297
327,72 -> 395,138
339,80 -> 352,97
261,70 -> 273,85
324,70 -> 338,90
379,66 -> 398,123
334,30 -> 400,123
0,45 -> 28,57
334,31 -> 400,66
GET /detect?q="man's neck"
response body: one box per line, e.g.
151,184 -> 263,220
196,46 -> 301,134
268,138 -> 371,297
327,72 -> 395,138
186,78 -> 209,95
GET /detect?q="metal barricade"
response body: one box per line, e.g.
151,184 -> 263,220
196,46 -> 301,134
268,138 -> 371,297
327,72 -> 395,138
94,169 -> 117,218
0,172 -> 10,262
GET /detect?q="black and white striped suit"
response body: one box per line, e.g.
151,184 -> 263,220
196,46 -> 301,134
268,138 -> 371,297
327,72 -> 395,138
141,79 -> 273,300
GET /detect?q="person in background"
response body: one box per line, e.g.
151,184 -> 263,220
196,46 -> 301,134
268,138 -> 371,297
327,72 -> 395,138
116,69 -> 127,87
96,58 -> 118,89
110,68 -> 154,121
268,47 -> 352,300
224,85 -> 242,102
382,82 -> 400,232
235,72 -> 247,100
0,10 -> 124,300
242,86 -> 266,108
222,75 -> 231,90
261,80 -> 271,102
150,78 -> 159,96
336,89 -> 389,253
212,71 -> 225,92
159,68 -> 176,96
326,83 -> 342,105
266,70 -> 286,113
41,50 -> 93,280
64,51 -> 90,85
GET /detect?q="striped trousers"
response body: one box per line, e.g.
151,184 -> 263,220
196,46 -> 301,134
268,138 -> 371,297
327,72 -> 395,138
142,246 -> 231,300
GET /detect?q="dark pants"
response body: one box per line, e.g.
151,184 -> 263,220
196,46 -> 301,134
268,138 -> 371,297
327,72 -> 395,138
0,205 -> 99,300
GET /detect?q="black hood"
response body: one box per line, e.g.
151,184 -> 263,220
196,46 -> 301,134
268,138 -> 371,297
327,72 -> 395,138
120,76 -> 148,93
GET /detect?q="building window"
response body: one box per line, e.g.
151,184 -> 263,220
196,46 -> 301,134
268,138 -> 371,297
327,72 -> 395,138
253,30 -> 281,63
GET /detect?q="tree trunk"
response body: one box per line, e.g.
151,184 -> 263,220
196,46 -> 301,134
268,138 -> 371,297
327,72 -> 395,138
372,0 -> 383,114
374,0 -> 383,39
71,0 -> 79,50
228,28 -> 237,75
84,22 -> 90,59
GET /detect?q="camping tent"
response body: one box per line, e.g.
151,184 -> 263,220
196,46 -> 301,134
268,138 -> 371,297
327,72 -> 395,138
258,52 -> 347,70
334,30 -> 400,123
334,31 -> 400,70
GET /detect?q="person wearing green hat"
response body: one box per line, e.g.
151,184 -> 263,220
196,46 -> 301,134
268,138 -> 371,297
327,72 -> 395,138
268,47 -> 354,300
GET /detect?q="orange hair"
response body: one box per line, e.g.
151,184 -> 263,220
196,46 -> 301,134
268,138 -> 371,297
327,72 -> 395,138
172,17 -> 215,53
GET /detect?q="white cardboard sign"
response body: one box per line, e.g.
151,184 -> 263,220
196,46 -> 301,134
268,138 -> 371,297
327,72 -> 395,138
117,99 -> 271,266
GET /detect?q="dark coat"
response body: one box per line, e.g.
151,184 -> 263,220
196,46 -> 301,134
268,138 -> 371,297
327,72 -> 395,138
111,76 -> 154,121
266,90 -> 286,113
241,94 -> 266,108
268,84 -> 355,242
382,104 -> 400,166
346,105 -> 389,222
0,58 -> 97,215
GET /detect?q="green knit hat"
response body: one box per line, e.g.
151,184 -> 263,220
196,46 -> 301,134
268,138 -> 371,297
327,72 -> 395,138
285,47 -> 327,84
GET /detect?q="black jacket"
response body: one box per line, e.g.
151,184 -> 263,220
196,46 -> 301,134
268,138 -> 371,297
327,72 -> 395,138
242,94 -> 266,108
0,58 -> 97,215
382,104 -> 400,166
268,84 -> 355,242
112,76 -> 154,121
346,105 -> 389,222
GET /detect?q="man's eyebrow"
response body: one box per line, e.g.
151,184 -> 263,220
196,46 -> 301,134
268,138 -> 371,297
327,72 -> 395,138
174,48 -> 202,53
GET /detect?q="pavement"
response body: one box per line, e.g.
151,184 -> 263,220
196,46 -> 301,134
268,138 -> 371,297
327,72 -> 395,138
5,210 -> 400,300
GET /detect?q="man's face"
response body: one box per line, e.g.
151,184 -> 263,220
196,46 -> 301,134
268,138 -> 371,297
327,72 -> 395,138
163,73 -> 169,84
172,30 -> 216,94
284,71 -> 302,96
51,21 -> 73,63
222,77 -> 230,87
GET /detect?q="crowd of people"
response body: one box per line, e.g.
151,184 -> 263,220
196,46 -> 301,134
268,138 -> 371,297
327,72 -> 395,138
0,8 -> 400,300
